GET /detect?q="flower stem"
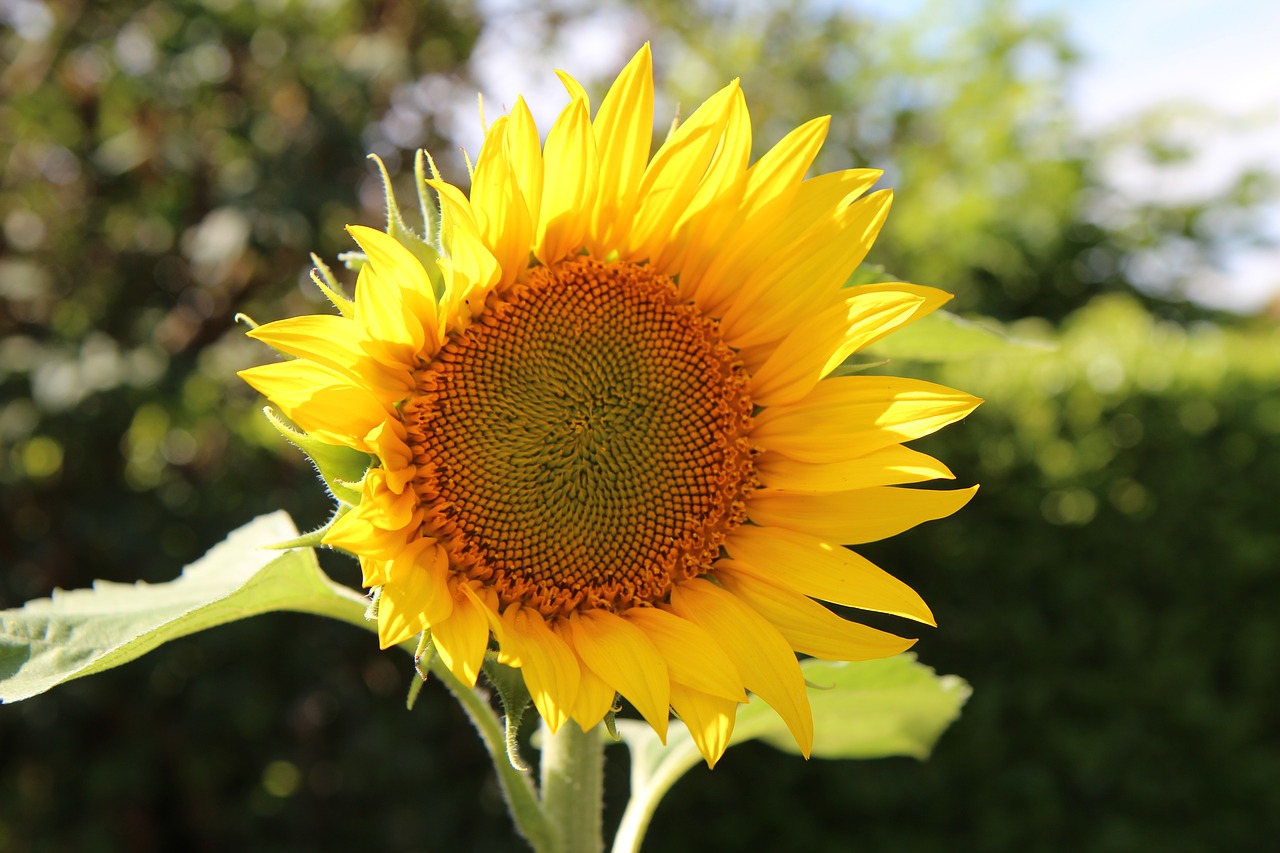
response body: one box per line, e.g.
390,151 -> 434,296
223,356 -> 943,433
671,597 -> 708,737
539,719 -> 604,853
296,573 -> 557,850
430,660 -> 555,853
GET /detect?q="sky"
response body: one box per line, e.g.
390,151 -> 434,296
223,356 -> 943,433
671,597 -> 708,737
1054,0 -> 1280,311
464,0 -> 1280,313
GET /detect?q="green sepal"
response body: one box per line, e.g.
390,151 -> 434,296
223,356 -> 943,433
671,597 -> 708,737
413,149 -> 439,245
413,630 -> 436,682
603,705 -> 621,741
413,149 -> 447,301
261,407 -> 368,505
367,152 -> 443,292
266,507 -> 343,550
309,253 -> 355,319
406,631 -> 435,710
482,657 -> 534,772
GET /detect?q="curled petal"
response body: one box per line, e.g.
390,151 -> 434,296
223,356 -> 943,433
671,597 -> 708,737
432,583 -> 491,688
501,606 -> 580,733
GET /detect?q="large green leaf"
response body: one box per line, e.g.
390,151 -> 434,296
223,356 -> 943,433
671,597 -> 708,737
0,512 -> 368,703
741,656 -> 971,759
610,655 -> 970,853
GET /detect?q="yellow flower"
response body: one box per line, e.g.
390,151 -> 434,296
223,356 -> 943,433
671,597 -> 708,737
239,45 -> 980,767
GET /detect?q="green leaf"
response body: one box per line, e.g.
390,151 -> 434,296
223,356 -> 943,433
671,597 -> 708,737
0,512 -> 369,703
610,655 -> 969,853
742,655 -> 970,759
868,310 -> 1053,362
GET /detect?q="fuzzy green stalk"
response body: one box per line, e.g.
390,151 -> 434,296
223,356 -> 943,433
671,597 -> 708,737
539,719 -> 605,853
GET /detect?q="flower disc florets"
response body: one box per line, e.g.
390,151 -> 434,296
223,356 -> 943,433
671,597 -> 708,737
404,257 -> 757,618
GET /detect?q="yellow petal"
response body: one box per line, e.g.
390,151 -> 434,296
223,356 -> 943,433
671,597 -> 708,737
669,682 -> 738,768
247,314 -> 411,403
460,123 -> 531,291
740,115 -> 832,217
380,539 -> 453,626
376,549 -> 448,651
751,375 -> 983,463
692,168 -> 881,316
559,622 -> 618,733
623,607 -> 745,702
428,179 -> 501,319
324,507 -> 410,560
347,225 -> 438,365
321,471 -> 417,558
569,611 -> 670,742
536,96 -> 598,265
719,190 -> 894,349
467,583 -> 508,649
669,578 -> 812,758
553,69 -> 590,107
625,79 -> 740,262
377,589 -> 424,649
756,445 -> 955,491
505,97 -> 543,234
846,281 -> 954,319
501,607 -> 580,733
748,289 -> 925,407
654,86 -> 751,275
237,360 -> 392,452
359,555 -> 387,587
363,468 -> 418,528
586,44 -> 653,255
716,562 -> 917,660
363,421 -> 415,494
724,525 -> 935,625
432,583 -> 491,688
748,484 -> 978,545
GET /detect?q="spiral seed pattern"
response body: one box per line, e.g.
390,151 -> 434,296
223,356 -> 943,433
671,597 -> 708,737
401,257 -> 757,617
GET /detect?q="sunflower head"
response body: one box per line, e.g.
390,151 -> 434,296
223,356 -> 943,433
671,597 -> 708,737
240,44 -> 980,767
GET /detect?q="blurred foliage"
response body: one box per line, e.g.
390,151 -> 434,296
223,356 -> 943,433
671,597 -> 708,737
1,0 -> 1277,850
1,0 -> 481,586
513,0 -> 1276,322
649,296 -> 1280,851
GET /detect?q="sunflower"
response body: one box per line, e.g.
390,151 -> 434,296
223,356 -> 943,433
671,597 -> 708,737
239,45 -> 979,766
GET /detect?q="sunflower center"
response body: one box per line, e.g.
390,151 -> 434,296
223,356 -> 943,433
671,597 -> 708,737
401,257 -> 756,618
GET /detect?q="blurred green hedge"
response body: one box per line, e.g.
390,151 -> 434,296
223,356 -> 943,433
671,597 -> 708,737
641,296 -> 1280,851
